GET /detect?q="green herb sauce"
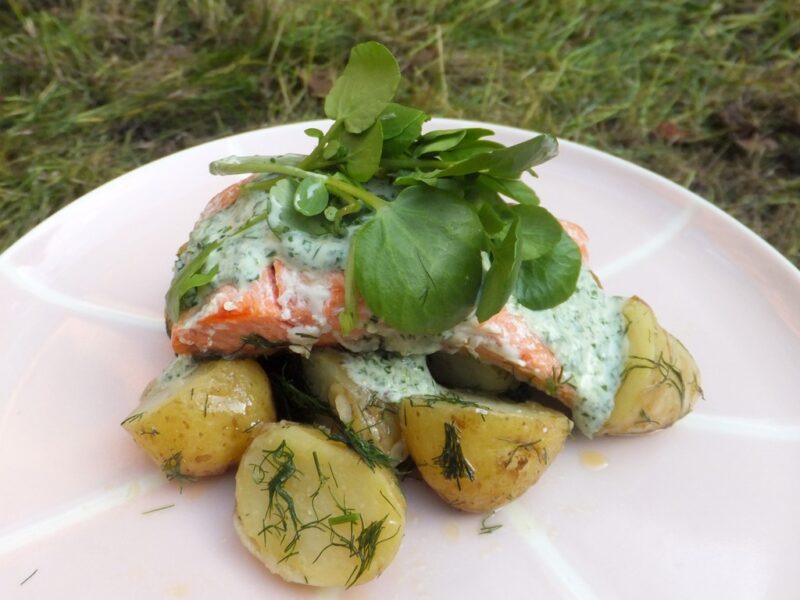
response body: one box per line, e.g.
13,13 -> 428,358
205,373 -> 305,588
341,352 -> 439,403
508,269 -> 627,435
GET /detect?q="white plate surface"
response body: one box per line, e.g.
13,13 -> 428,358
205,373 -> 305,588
2,119 -> 799,599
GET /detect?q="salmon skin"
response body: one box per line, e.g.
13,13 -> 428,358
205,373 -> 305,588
169,179 -> 589,398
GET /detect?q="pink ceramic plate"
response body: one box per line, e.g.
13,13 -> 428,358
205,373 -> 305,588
2,120 -> 799,599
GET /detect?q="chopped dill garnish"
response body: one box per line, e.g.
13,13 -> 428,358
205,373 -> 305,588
243,421 -> 261,433
240,333 -> 286,351
138,427 -> 159,436
479,512 -> 502,535
501,438 -> 547,466
271,367 -> 334,420
433,422 -> 475,490
161,452 -> 196,489
347,517 -> 386,586
251,437 -> 399,588
142,503 -> 175,515
329,512 -> 361,526
636,408 -> 660,426
327,423 -> 394,471
622,353 -> 686,410
19,569 -> 38,586
120,412 -> 144,426
544,366 -> 575,397
409,392 -> 488,411
253,441 -> 303,542
271,365 -> 394,471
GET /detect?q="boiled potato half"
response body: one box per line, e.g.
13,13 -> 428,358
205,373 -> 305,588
599,297 -> 702,435
122,357 -> 276,478
401,393 -> 572,513
235,421 -> 406,587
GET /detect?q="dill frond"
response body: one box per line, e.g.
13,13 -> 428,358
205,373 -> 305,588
433,422 -> 475,490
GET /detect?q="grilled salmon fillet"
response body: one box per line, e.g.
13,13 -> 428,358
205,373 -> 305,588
169,179 -> 588,397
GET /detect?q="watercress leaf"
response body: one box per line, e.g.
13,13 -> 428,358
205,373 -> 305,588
413,130 -> 467,156
514,230 -> 581,310
477,199 -> 513,237
393,169 -> 440,187
484,134 -> 558,178
438,140 -> 503,162
438,134 -> 558,178
477,174 -> 540,206
294,177 -> 330,216
322,139 -> 341,160
380,103 -> 428,139
304,128 -> 324,139
341,120 -> 383,182
324,41 -> 400,134
412,128 -> 495,156
353,186 -> 484,334
269,178 -> 334,236
380,103 -> 428,157
476,218 -> 522,322
512,205 -> 563,259
418,127 -> 494,143
166,244 -> 222,324
183,265 -> 219,290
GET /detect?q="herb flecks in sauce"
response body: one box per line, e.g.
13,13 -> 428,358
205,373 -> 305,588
509,269 -> 627,436
340,352 -> 439,404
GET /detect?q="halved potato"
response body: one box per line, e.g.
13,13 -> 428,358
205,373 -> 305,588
122,357 -> 276,478
400,392 -> 572,513
599,297 -> 702,435
235,421 -> 405,587
302,349 -> 439,462
427,351 -> 519,393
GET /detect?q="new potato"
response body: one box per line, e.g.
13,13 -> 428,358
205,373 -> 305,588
122,358 -> 276,477
235,422 -> 406,587
599,297 -> 702,435
401,393 -> 572,512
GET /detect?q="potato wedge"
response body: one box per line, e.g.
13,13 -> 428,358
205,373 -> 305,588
427,351 -> 519,393
122,357 -> 276,477
302,349 -> 439,462
401,393 -> 572,513
235,421 -> 405,587
599,297 -> 702,435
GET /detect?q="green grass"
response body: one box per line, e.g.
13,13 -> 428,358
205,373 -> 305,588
1,0 -> 798,265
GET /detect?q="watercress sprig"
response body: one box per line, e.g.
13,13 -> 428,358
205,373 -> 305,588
168,41 -> 581,334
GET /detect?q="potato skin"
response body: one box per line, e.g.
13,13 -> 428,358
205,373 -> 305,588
122,358 -> 276,477
599,297 -> 702,435
401,393 -> 572,513
234,422 -> 405,587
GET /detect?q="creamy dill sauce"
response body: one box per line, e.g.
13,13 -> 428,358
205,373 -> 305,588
177,187 -> 280,290
176,179 -> 381,302
508,269 -> 627,436
141,355 -> 200,408
341,352 -> 440,403
159,355 -> 199,384
269,223 -> 355,272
